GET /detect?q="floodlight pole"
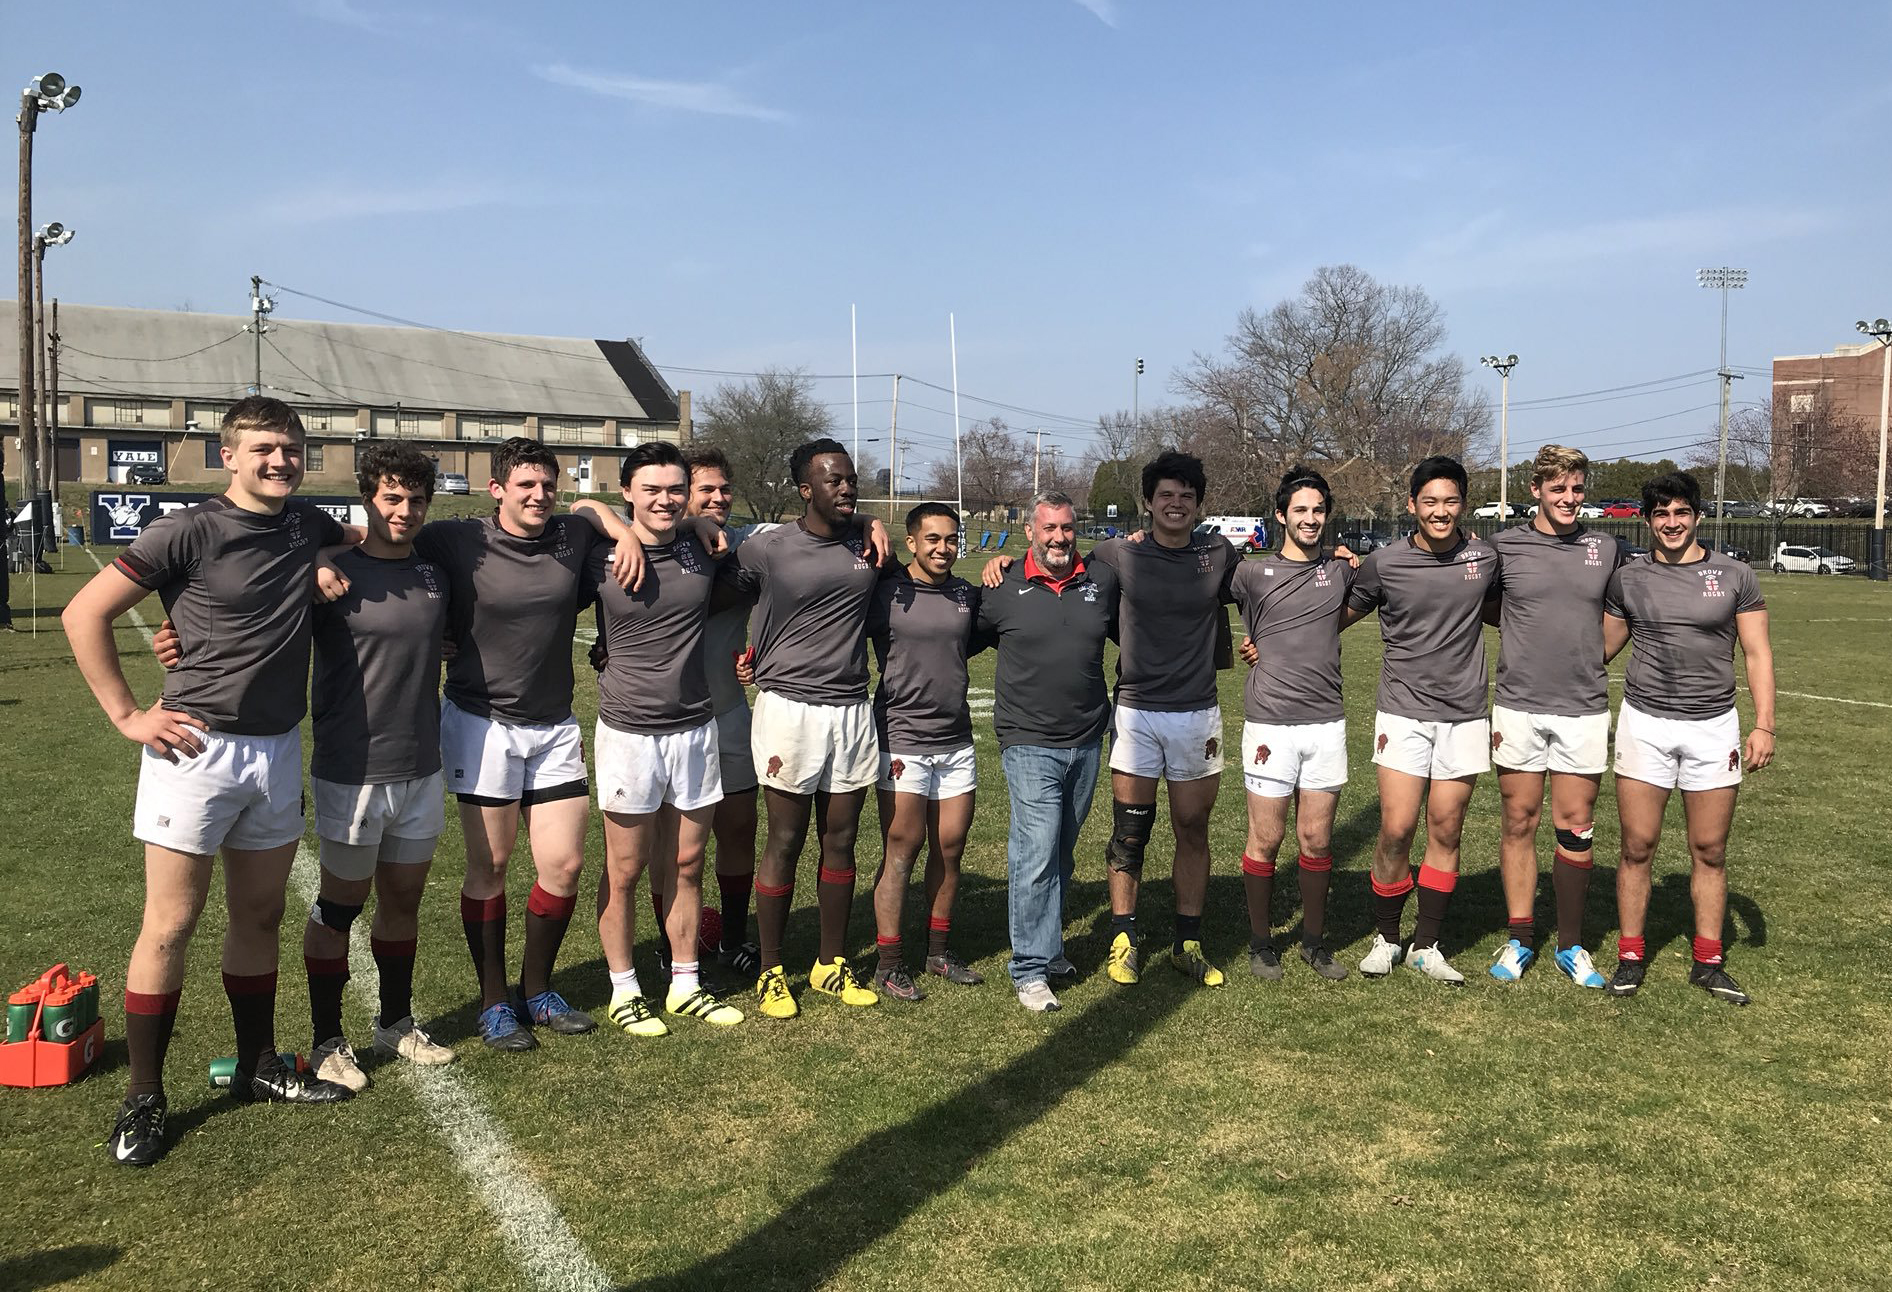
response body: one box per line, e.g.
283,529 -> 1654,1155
32,232 -> 48,497
1699,267 -> 1747,545
1859,317 -> 1892,581
16,90 -> 39,527
1481,354 -> 1518,517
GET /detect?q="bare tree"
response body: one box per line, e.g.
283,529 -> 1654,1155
1173,264 -> 1491,520
694,368 -> 835,521
925,416 -> 1029,516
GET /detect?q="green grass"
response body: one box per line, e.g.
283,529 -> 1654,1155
2,554 -> 1889,1290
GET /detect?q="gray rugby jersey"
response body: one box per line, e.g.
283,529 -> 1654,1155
702,523 -> 771,717
1230,554 -> 1353,725
588,533 -> 725,736
114,496 -> 344,735
1604,552 -> 1764,719
730,522 -> 880,706
1088,533 -> 1240,713
1347,533 -> 1501,723
1491,523 -> 1628,717
868,573 -> 987,753
311,548 -> 448,785
416,515 -> 602,725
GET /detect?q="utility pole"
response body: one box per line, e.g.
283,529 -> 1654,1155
1480,354 -> 1518,517
47,298 -> 59,497
888,374 -> 901,515
1858,317 -> 1892,581
32,232 -> 48,497
17,88 -> 39,529
1133,357 -> 1144,435
1032,426 -> 1045,495
248,274 -> 274,395
1698,267 -> 1748,544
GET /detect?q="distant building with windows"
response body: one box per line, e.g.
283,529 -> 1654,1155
1771,341 -> 1886,496
1,301 -> 689,493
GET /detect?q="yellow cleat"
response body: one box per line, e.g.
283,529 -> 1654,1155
755,965 -> 799,1019
808,957 -> 880,1007
606,992 -> 670,1037
666,985 -> 743,1027
1169,939 -> 1226,987
1106,932 -> 1141,985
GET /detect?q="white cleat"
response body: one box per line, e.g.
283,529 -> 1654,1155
1406,942 -> 1466,987
1358,933 -> 1404,978
372,1015 -> 457,1066
312,1036 -> 371,1092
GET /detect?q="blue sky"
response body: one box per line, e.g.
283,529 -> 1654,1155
13,0 -> 1891,482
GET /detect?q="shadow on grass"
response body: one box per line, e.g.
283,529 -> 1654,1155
0,1243 -> 121,1289
615,906 -> 1191,1292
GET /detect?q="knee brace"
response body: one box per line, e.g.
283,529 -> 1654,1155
309,897 -> 365,933
1106,800 -> 1156,876
1554,824 -> 1595,858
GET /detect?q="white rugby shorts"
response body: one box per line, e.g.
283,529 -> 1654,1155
1613,701 -> 1742,792
134,727 -> 303,856
595,717 -> 724,816
715,703 -> 757,795
879,744 -> 978,799
1240,719 -> 1348,797
1490,705 -> 1610,776
311,771 -> 447,879
1372,711 -> 1490,780
1109,704 -> 1225,781
751,690 -> 878,794
441,698 -> 586,805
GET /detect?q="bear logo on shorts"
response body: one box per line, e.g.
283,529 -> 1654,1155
1376,733 -> 1389,753
1204,737 -> 1219,760
1253,744 -> 1271,765
1728,749 -> 1739,771
767,755 -> 784,778
1492,731 -> 1504,751
889,758 -> 906,780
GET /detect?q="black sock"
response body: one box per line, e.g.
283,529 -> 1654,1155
1298,855 -> 1333,947
123,989 -> 180,1097
223,971 -> 279,1073
305,955 -> 348,1044
1373,890 -> 1409,944
816,865 -> 856,963
754,879 -> 793,970
521,884 -> 576,1000
1173,913 -> 1202,954
372,936 -> 417,1026
1507,916 -> 1535,950
1110,913 -> 1136,945
1411,887 -> 1452,950
460,893 -> 509,1010
1552,852 -> 1593,952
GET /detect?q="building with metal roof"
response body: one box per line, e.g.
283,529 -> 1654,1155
1,301 -> 689,491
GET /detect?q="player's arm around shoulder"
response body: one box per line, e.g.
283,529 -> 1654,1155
62,562 -> 207,760
1735,566 -> 1774,770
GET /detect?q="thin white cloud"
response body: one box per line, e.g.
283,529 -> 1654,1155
256,183 -> 514,225
532,63 -> 788,123
295,0 -> 389,33
1070,0 -> 1121,27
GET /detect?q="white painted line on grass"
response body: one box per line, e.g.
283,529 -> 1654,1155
83,549 -> 615,1292
289,850 -> 615,1292
1746,684 -> 1892,711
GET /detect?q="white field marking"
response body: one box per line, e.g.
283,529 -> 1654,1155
1742,684 -> 1892,711
82,552 -> 615,1292
1805,617 -> 1892,623
289,849 -> 615,1292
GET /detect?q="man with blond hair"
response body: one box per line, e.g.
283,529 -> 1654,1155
1485,445 -> 1629,988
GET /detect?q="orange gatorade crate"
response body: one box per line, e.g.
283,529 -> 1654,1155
0,963 -> 105,1088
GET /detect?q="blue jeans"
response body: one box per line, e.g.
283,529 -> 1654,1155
1002,740 -> 1101,986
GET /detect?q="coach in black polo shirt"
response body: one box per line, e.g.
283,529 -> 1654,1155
976,490 -> 1119,1012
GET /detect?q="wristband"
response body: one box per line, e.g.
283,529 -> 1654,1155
1754,727 -> 1774,735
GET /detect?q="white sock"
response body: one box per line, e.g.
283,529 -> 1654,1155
670,960 -> 700,993
608,967 -> 642,998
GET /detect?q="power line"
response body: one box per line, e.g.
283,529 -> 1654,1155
60,330 -> 249,364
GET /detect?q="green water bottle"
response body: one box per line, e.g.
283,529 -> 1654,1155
5,999 -> 37,1043
209,1052 -> 300,1088
39,995 -> 78,1044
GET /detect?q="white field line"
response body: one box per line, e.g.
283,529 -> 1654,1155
83,549 -> 615,1292
1744,684 -> 1892,711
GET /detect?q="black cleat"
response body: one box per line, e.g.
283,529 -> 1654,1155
873,965 -> 927,1002
230,1056 -> 354,1105
1606,958 -> 1647,998
925,952 -> 984,986
1248,943 -> 1284,981
107,1093 -> 168,1167
1297,942 -> 1349,981
1688,961 -> 1751,1006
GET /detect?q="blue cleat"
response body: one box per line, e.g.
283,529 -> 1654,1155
1488,938 -> 1536,982
523,990 -> 597,1035
1554,945 -> 1608,989
478,1001 -> 538,1052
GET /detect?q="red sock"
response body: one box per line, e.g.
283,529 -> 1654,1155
1691,936 -> 1723,965
1618,935 -> 1647,962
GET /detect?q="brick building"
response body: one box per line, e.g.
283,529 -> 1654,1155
1770,341 -> 1889,496
1,302 -> 689,493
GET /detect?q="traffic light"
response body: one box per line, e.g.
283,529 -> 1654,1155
1135,358 -> 1145,376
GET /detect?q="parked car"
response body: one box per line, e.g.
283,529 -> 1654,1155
1600,500 -> 1642,519
1699,537 -> 1751,564
1772,543 -> 1854,575
1775,498 -> 1832,518
126,463 -> 167,485
1834,497 -> 1874,518
436,472 -> 470,495
1471,501 -> 1525,520
1336,530 -> 1392,553
1525,503 -> 1605,519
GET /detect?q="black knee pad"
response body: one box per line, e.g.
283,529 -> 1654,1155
1554,824 -> 1595,856
1106,800 -> 1156,876
310,897 -> 365,933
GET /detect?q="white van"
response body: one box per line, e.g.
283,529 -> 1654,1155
1200,515 -> 1268,551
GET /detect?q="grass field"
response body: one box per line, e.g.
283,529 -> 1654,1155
2,549 -> 1889,1291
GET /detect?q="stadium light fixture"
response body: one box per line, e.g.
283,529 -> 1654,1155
1698,267 -> 1747,541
